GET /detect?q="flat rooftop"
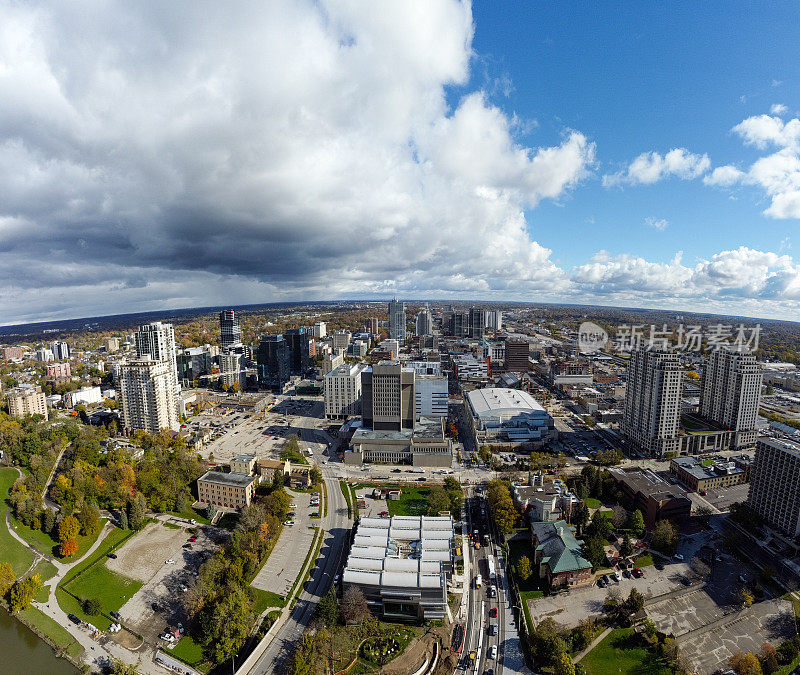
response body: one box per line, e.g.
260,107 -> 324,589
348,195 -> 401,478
198,470 -> 255,488
467,387 -> 545,416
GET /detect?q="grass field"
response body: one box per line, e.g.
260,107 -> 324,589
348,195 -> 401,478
0,467 -> 35,576
33,559 -> 58,583
10,514 -> 108,562
167,505 -> 211,524
581,628 -> 672,675
637,555 -> 654,567
61,526 -> 132,585
385,486 -> 430,516
340,480 -> 353,517
585,498 -> 602,509
66,563 -> 141,615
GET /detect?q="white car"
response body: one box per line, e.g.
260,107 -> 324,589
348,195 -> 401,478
289,503 -> 298,509
165,559 -> 176,565
674,554 -> 684,561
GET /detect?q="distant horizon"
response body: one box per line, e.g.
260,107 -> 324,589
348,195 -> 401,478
1,297 -> 795,337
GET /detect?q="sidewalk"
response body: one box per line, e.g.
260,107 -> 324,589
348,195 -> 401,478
573,626 -> 612,664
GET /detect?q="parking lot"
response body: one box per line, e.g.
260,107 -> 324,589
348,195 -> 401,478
251,489 -> 317,598
108,520 -> 220,643
528,558 -> 695,628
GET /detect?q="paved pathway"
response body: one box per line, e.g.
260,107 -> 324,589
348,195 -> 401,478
573,626 -> 612,664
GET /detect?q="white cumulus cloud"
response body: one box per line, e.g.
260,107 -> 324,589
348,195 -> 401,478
644,217 -> 668,231
603,148 -> 711,187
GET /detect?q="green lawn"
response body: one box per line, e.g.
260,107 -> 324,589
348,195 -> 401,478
167,506 -> 211,524
252,588 -> 285,614
10,514 -> 108,562
0,467 -> 35,576
171,634 -> 209,672
340,480 -> 353,517
17,605 -> 83,656
581,628 -> 672,675
384,485 -> 430,516
162,521 -> 181,529
33,559 -> 58,583
585,498 -> 602,509
65,563 -> 141,617
637,555 -> 654,567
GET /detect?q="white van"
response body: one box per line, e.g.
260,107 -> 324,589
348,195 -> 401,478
488,645 -> 497,659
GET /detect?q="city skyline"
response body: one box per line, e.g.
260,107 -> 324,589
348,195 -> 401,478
2,2 -> 800,324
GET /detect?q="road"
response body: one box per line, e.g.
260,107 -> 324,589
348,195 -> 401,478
248,417 -> 351,674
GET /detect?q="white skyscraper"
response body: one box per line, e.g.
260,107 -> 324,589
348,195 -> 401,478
700,350 -> 762,449
388,299 -> 406,345
485,310 -> 503,330
414,375 -> 448,418
134,321 -> 180,408
119,357 -> 180,432
621,349 -> 682,457
313,321 -> 327,339
324,362 -> 366,419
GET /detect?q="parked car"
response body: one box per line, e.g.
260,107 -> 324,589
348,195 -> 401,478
110,611 -> 121,620
488,623 -> 498,636
188,536 -> 197,542
633,567 -> 644,578
283,520 -> 295,526
107,553 -> 118,559
674,553 -> 684,561
67,614 -> 81,625
165,559 -> 176,565
489,607 -> 497,618
613,570 -> 622,582
488,646 -> 497,660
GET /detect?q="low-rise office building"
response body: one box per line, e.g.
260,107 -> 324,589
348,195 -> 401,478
346,416 -> 451,466
669,456 -> 747,492
197,471 -> 256,511
342,515 -> 454,622
607,467 -> 691,526
230,454 -> 257,476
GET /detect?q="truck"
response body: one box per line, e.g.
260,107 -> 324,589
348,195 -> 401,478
482,534 -> 490,546
487,556 -> 496,582
474,574 -> 482,589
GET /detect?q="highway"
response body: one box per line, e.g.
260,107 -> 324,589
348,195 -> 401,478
248,419 -> 351,674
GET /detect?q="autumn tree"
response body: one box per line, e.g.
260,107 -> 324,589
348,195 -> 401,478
0,562 -> 16,597
57,515 -> 80,542
729,651 -> 762,675
9,573 -> 42,613
518,555 -> 532,581
60,538 -> 79,557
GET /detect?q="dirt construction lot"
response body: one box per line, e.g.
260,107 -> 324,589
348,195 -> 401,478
108,520 -> 220,642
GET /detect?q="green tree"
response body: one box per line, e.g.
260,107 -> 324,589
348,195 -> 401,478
204,588 -> 254,664
127,493 -> 146,531
317,588 -> 339,628
651,519 -> 678,554
588,511 -> 612,540
76,503 -> 101,536
582,536 -> 607,569
309,467 -> 322,485
573,502 -> 590,535
620,533 -> 633,558
83,597 -> 102,615
625,588 -> 645,613
642,618 -> 658,640
119,509 -> 129,531
626,509 -> 645,536
341,586 -> 368,625
729,651 -> 762,675
517,555 -> 532,582
272,468 -> 284,490
427,485 -> 452,515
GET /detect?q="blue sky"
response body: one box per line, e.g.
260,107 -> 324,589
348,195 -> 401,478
468,2 -> 800,268
1,1 -> 800,324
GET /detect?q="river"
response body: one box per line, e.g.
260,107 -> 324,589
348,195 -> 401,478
0,606 -> 78,675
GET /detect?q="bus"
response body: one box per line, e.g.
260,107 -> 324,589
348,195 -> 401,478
474,574 -> 482,589
487,556 -> 497,582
